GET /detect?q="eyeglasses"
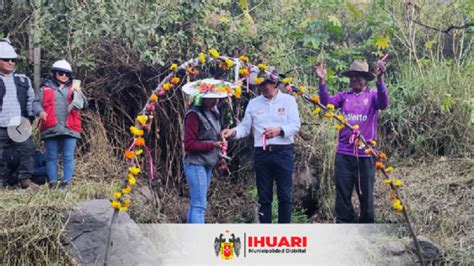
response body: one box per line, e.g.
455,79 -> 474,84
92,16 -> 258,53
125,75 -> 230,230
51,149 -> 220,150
56,71 -> 68,77
0,58 -> 17,63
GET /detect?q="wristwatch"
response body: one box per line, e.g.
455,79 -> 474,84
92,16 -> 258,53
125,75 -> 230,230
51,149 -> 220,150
280,127 -> 285,137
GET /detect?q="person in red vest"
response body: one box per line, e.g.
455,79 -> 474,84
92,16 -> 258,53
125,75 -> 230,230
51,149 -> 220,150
33,60 -> 87,188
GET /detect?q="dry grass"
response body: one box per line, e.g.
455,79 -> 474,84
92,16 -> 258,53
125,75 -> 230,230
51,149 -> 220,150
375,158 -> 474,264
0,179 -> 113,265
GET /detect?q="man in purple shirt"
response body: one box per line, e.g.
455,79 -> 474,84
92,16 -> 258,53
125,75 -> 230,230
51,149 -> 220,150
315,58 -> 388,223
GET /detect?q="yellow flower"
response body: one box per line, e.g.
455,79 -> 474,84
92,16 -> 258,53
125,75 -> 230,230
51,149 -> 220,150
113,192 -> 122,199
128,167 -> 141,175
135,149 -> 143,156
394,179 -> 403,187
225,58 -> 234,68
199,52 -> 206,64
130,126 -> 138,135
209,49 -> 219,58
119,206 -> 128,212
122,185 -> 132,194
239,68 -> 249,77
394,205 -> 403,212
171,77 -> 180,85
312,95 -> 320,104
323,112 -> 334,118
392,200 -> 403,212
169,64 -> 178,71
162,82 -> 173,91
234,86 -> 242,99
111,201 -> 121,209
312,107 -> 321,116
326,104 -> 335,111
239,55 -> 249,63
385,166 -> 394,173
337,114 -> 345,123
128,175 -> 137,185
335,124 -> 345,130
299,86 -> 306,93
369,140 -> 376,146
130,127 -> 144,137
353,125 -> 359,129
384,179 -> 392,185
257,64 -> 268,71
150,94 -> 158,102
253,77 -> 264,85
136,115 -> 148,126
282,77 -> 293,84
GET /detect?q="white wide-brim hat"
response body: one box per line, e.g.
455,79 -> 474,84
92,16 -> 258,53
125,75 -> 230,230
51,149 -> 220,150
182,78 -> 232,98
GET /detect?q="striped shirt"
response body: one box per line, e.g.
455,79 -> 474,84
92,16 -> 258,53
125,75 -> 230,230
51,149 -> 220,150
0,73 -> 21,127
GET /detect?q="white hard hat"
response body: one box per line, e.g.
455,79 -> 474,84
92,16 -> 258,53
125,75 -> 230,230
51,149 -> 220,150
51,59 -> 73,73
0,40 -> 18,59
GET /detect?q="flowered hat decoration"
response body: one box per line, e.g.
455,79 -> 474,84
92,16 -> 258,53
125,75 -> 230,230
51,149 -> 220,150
182,78 -> 232,106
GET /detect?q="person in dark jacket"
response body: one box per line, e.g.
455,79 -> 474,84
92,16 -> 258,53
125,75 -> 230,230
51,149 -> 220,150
33,60 -> 88,188
181,79 -> 230,223
0,39 -> 36,189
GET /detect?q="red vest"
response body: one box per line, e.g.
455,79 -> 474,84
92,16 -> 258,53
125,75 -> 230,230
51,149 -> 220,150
40,86 -> 82,133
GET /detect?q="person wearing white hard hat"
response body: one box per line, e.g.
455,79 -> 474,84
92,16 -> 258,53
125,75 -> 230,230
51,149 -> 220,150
33,59 -> 88,189
0,39 -> 37,189
181,78 -> 230,223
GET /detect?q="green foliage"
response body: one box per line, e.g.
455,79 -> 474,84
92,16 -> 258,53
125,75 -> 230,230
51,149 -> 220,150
380,60 -> 473,157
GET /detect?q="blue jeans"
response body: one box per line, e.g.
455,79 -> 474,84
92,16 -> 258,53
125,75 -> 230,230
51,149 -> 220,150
45,136 -> 77,184
183,162 -> 212,224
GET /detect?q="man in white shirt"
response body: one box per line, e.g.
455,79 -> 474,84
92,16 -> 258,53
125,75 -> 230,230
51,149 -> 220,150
222,67 -> 301,223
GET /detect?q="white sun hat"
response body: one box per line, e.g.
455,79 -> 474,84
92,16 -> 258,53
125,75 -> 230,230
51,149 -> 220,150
182,78 -> 232,99
51,59 -> 73,73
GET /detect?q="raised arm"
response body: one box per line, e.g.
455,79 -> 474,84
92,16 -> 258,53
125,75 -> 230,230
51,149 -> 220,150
315,63 -> 344,108
374,55 -> 389,110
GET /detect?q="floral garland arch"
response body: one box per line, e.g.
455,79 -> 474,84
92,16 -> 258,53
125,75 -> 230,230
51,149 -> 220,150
106,49 -> 425,264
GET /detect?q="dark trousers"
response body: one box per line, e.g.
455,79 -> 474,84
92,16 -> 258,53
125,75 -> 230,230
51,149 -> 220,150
254,147 -> 294,223
0,128 -> 34,186
334,154 -> 375,223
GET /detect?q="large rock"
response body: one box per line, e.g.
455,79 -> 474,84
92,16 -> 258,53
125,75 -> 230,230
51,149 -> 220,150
409,235 -> 443,262
65,199 -> 160,265
382,240 -> 407,256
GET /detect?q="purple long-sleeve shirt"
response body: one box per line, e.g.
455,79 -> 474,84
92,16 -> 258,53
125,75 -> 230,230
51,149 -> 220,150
319,81 -> 389,157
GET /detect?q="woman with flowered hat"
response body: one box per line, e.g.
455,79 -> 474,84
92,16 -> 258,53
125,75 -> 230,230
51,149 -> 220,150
182,78 -> 230,223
